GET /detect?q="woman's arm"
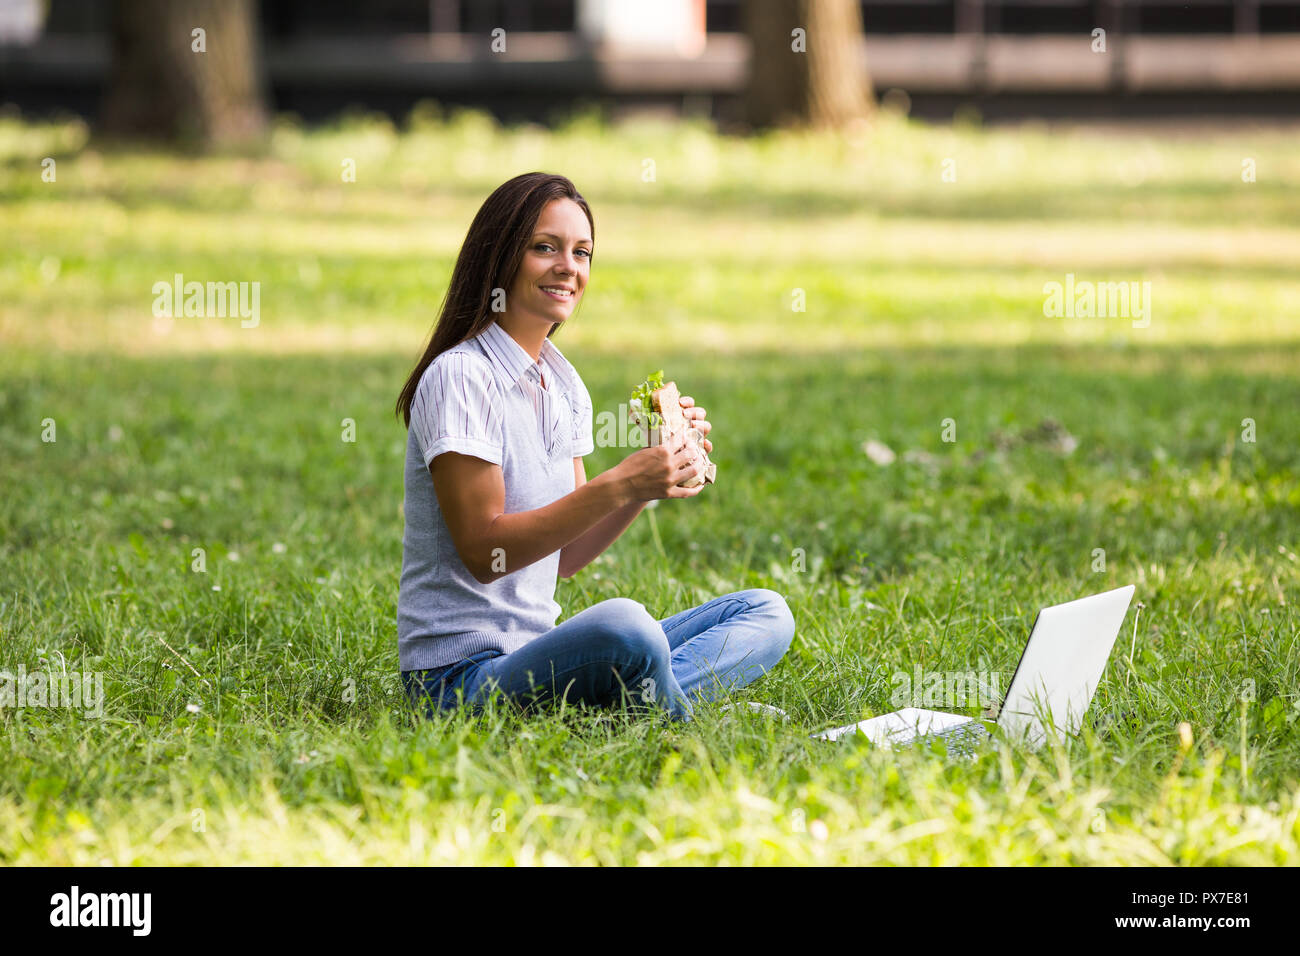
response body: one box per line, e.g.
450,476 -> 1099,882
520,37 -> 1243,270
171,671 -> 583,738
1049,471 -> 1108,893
558,394 -> 713,578
431,452 -> 634,585
431,420 -> 705,585
558,457 -> 646,578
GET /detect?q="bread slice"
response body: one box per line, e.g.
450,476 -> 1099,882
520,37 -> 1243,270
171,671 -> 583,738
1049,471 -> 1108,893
651,380 -> 689,434
636,380 -> 716,486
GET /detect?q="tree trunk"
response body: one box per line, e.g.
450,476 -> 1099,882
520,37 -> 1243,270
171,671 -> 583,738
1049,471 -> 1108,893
743,0 -> 875,130
100,0 -> 268,148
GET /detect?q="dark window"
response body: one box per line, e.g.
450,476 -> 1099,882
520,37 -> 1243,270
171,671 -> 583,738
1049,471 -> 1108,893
994,3 -> 1096,35
864,2 -> 958,33
1137,2 -> 1237,34
1261,4 -> 1300,32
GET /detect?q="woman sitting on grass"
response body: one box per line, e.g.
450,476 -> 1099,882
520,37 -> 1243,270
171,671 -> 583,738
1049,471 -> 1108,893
393,171 -> 795,722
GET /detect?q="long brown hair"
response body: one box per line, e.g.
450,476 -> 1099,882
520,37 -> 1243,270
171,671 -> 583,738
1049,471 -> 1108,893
395,172 -> 595,427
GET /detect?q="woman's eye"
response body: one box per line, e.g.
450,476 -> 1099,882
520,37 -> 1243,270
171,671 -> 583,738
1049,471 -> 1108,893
534,244 -> 590,259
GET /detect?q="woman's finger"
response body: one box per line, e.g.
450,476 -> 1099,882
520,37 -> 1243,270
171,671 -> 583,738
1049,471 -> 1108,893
674,459 -> 703,483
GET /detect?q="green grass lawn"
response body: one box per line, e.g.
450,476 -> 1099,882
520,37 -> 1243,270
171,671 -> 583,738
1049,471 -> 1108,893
1,106 -> 1298,864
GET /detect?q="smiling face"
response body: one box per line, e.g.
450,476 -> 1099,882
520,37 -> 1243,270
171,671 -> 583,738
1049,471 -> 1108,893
507,198 -> 593,326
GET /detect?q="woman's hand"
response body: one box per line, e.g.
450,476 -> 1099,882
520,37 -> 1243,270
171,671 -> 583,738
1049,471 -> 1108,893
678,394 -> 712,454
617,429 -> 707,501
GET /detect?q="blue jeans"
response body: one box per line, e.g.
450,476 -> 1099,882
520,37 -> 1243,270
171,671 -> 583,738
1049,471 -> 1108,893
401,588 -> 795,722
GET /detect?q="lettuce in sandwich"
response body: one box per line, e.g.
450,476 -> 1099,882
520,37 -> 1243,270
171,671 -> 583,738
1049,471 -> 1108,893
628,369 -> 666,430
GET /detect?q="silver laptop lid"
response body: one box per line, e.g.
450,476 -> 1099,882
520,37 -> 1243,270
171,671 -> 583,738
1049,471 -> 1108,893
996,585 -> 1136,746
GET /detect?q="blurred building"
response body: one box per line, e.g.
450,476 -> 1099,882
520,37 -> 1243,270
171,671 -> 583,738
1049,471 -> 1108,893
2,0 -> 1299,121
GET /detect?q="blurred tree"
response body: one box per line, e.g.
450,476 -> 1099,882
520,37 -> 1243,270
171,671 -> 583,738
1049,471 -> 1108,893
100,0 -> 268,147
743,0 -> 875,129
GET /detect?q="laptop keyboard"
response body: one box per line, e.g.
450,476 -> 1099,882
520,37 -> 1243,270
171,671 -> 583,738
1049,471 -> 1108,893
930,721 -> 992,757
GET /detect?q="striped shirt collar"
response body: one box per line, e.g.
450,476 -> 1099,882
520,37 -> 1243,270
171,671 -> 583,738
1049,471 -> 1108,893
473,319 -> 576,394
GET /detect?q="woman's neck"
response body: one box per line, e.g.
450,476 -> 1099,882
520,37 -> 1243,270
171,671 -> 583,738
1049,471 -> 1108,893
495,314 -> 551,365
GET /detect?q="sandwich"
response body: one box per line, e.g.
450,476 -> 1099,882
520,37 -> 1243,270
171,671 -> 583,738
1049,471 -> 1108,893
628,370 -> 717,487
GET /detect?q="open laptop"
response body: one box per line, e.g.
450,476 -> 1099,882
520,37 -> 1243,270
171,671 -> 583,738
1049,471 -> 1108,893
812,585 -> 1137,756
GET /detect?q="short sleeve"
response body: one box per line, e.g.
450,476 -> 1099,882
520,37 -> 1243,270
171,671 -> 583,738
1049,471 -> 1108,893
568,375 -> 595,458
410,353 -> 505,467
